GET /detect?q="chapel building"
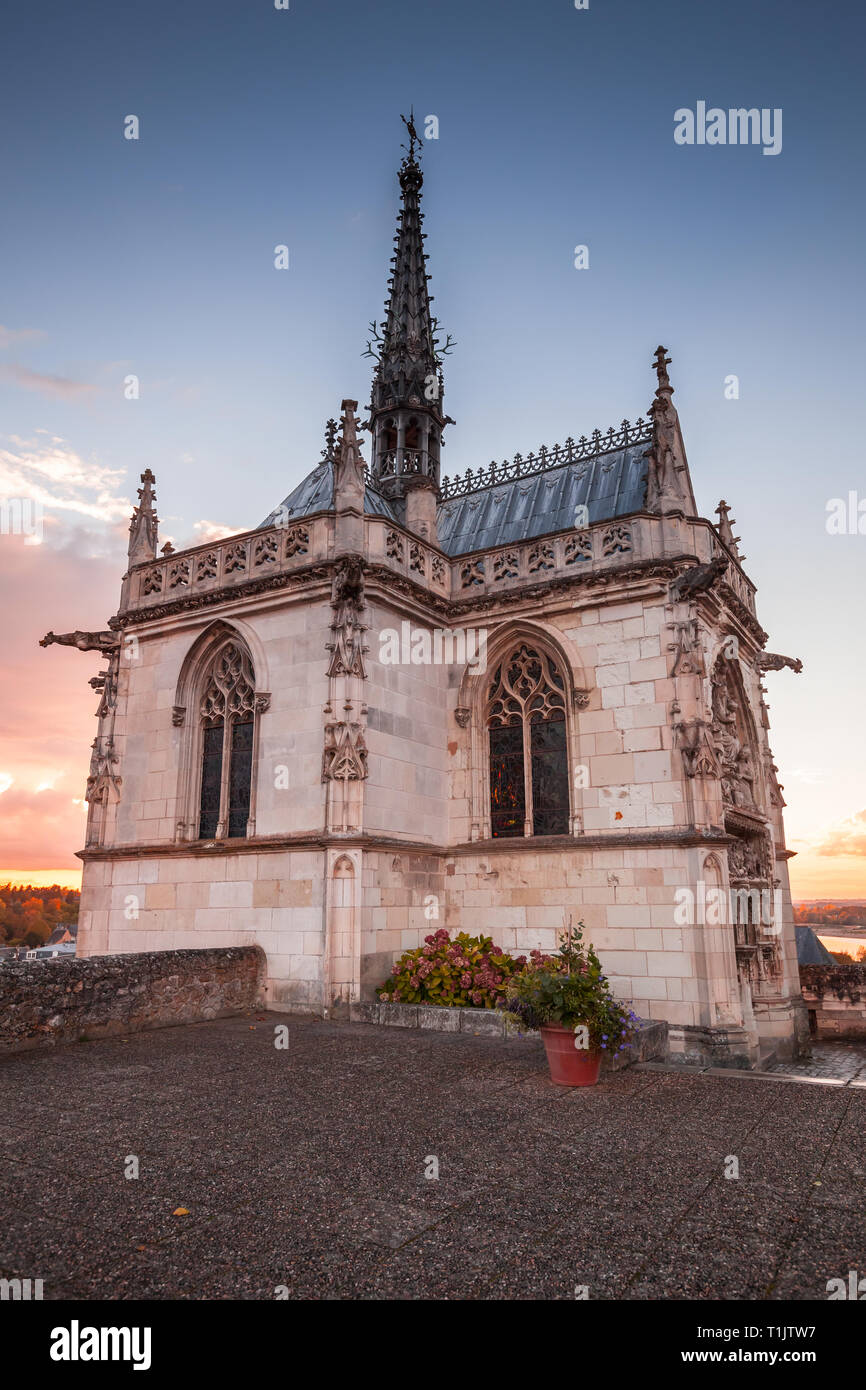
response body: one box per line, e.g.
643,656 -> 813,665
45,132 -> 808,1065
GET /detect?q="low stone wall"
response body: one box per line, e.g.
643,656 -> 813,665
0,947 -> 265,1054
801,963 -> 866,1039
349,1000 -> 667,1072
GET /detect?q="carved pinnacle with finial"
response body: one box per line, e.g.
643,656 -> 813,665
321,418 -> 338,461
653,345 -> 672,394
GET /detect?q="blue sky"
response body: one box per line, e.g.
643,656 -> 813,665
1,0 -> 864,886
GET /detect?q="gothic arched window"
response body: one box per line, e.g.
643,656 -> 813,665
198,641 -> 256,839
486,643 -> 570,837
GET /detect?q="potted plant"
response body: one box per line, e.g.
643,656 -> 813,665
504,922 -> 638,1086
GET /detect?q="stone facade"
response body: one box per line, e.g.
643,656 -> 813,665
0,946 -> 264,1052
45,136 -> 808,1066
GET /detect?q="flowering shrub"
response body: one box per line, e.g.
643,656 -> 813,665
377,928 -> 527,1008
505,923 -> 638,1055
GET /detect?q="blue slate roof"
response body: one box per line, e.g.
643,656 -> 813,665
260,440 -> 649,557
795,926 -> 835,966
436,442 -> 649,556
259,461 -> 398,529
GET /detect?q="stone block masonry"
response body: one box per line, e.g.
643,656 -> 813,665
0,946 -> 265,1054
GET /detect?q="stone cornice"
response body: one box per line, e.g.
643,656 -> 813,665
78,825 -> 736,863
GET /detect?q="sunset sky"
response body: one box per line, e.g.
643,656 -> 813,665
1,0 -> 864,897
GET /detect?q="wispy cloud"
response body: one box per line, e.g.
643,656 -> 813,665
0,435 -> 130,528
0,325 -> 45,350
0,363 -> 96,400
786,767 -> 832,787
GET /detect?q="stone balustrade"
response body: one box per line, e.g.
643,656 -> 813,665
126,507 -> 756,621
128,516 -> 332,611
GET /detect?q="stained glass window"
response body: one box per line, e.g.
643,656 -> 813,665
228,719 -> 253,838
197,641 -> 256,840
530,718 -> 569,836
199,724 -> 223,839
489,723 -> 526,837
486,643 -> 570,838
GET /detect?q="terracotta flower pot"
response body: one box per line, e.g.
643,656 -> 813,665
540,1023 -> 602,1086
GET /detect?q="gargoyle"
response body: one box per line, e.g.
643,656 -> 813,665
669,556 -> 728,602
40,629 -> 120,654
757,652 -> 803,674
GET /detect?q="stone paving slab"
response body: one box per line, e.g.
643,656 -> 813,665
1,1015 -> 864,1301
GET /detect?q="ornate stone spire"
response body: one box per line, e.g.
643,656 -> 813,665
366,114 -> 452,507
127,468 -> 159,566
333,399 -> 366,554
645,347 -> 697,516
334,400 -> 365,496
715,500 -> 745,562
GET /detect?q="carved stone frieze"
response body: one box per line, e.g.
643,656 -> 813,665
322,721 -> 368,781
85,736 -> 121,803
668,617 -> 705,677
672,710 -> 719,779
326,556 -> 368,679
710,657 -> 761,811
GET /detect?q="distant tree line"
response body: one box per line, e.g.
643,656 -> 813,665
0,885 -> 79,949
794,903 -> 866,928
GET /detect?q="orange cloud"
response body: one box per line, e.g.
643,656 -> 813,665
0,532 -> 118,868
813,810 -> 866,858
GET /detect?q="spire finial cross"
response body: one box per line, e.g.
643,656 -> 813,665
400,107 -> 421,162
653,345 -> 672,395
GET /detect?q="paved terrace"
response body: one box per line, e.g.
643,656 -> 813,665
2,1017 -> 864,1301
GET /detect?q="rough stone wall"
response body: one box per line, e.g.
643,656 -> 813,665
801,963 -> 866,1039
0,946 -> 265,1054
